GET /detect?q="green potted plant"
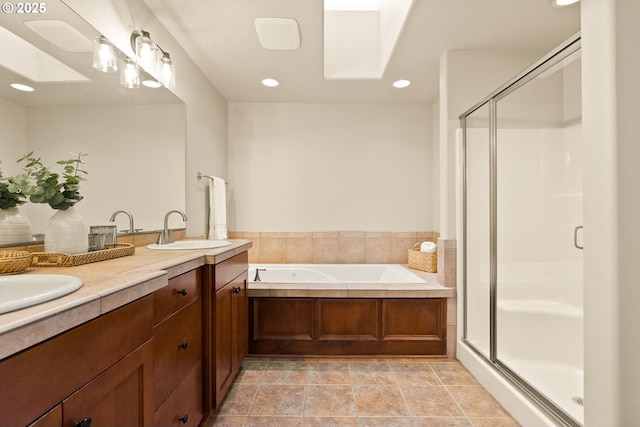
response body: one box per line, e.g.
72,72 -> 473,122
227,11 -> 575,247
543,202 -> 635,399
16,152 -> 89,254
0,164 -> 33,244
17,152 -> 87,210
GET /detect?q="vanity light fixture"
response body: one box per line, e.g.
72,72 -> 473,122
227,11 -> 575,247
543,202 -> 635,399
130,30 -> 176,89
10,83 -> 34,92
121,57 -> 140,89
393,79 -> 411,88
262,78 -> 280,87
92,35 -> 117,73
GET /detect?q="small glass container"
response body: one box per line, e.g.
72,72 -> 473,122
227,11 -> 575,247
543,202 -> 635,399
89,225 -> 117,247
88,233 -> 106,252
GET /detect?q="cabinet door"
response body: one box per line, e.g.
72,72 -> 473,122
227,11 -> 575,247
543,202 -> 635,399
28,405 -> 62,427
214,282 -> 233,408
63,340 -> 154,427
232,272 -> 249,371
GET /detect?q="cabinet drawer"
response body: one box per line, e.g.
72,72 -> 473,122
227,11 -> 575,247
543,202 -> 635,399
153,361 -> 203,427
0,296 -> 152,427
214,252 -> 248,291
153,298 -> 202,409
154,269 -> 201,324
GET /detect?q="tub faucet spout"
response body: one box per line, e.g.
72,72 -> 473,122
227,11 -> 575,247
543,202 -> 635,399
254,268 -> 266,282
158,210 -> 187,245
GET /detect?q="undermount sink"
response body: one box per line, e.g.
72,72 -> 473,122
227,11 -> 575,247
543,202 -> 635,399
0,274 -> 83,315
147,240 -> 232,250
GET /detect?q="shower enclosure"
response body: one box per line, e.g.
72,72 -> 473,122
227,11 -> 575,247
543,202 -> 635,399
459,34 -> 583,426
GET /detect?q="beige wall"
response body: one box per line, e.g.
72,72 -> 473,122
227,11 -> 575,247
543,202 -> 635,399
227,102 -> 434,232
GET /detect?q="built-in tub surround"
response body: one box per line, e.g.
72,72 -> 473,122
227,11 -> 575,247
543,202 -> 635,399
228,231 -> 439,264
247,263 -> 457,358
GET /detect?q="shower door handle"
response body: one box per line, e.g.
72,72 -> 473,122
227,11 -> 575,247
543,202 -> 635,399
574,226 -> 583,250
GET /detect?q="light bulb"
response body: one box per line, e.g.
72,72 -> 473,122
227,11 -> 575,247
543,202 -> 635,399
121,57 -> 140,89
158,53 -> 175,88
135,31 -> 157,73
93,36 -> 117,73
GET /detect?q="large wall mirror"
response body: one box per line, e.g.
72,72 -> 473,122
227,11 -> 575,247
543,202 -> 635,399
0,0 -> 186,242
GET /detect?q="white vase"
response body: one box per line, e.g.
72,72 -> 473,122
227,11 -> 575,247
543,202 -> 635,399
0,207 -> 33,245
45,206 -> 88,254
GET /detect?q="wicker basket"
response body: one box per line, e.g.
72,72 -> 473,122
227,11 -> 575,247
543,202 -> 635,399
31,243 -> 135,267
407,243 -> 437,273
0,250 -> 32,275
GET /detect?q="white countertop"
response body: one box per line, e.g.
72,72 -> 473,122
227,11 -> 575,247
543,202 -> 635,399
0,239 -> 252,360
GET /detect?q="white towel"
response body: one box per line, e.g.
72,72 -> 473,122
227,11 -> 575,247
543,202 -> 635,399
419,241 -> 436,253
208,177 -> 227,240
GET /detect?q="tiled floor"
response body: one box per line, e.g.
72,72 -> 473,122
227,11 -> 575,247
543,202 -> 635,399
203,357 -> 521,427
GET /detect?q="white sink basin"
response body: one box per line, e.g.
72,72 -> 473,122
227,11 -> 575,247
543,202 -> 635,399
0,274 -> 83,315
147,240 -> 232,250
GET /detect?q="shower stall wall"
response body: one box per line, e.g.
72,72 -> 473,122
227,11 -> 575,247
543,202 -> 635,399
459,34 -> 583,427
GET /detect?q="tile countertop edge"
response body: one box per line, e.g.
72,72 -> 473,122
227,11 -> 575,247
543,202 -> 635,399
0,239 -> 253,360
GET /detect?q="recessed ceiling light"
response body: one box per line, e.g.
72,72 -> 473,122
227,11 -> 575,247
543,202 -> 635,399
143,80 -> 162,88
393,79 -> 411,88
552,0 -> 579,7
10,83 -> 34,92
262,78 -> 280,87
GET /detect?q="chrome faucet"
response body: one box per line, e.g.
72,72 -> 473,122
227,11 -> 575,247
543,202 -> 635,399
157,210 -> 187,245
109,210 -> 134,233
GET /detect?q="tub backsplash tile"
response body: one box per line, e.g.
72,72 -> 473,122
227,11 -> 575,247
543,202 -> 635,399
231,231 -> 440,265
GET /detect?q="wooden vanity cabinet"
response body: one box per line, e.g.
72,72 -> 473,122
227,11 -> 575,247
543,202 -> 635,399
1,295 -> 154,427
152,268 -> 204,427
203,251 -> 249,411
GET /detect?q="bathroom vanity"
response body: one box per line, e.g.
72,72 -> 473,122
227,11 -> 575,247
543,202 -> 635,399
0,240 -> 251,427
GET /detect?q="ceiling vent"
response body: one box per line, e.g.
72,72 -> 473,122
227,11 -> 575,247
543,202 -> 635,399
254,18 -> 300,50
24,20 -> 93,52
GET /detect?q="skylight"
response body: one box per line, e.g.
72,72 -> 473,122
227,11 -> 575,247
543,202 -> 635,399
323,0 -> 414,79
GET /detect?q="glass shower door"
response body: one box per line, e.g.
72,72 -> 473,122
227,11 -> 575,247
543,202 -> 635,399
463,103 -> 491,358
494,48 -> 583,424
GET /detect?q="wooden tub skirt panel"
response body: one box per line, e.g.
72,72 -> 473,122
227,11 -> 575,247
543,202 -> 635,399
249,297 -> 447,356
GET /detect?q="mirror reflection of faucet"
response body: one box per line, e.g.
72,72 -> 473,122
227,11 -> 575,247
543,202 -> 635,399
254,268 -> 266,282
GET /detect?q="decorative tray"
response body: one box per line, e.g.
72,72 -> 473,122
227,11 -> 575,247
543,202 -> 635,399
0,250 -> 32,275
31,243 -> 135,267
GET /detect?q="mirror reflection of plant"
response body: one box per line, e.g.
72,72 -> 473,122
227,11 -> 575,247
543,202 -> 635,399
0,163 -> 27,210
15,152 -> 88,210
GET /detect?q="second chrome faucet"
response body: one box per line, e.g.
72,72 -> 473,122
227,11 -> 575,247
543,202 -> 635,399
157,210 -> 187,245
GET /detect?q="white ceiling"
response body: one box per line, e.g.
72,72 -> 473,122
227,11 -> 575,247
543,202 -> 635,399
142,0 -> 580,104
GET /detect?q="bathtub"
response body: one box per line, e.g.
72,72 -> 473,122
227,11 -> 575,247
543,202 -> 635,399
247,263 -> 452,357
248,263 -> 427,284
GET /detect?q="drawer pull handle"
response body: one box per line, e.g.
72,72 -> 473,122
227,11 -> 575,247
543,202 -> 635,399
178,341 -> 189,350
178,414 -> 189,424
73,417 -> 92,427
233,286 -> 241,294
177,288 -> 188,296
